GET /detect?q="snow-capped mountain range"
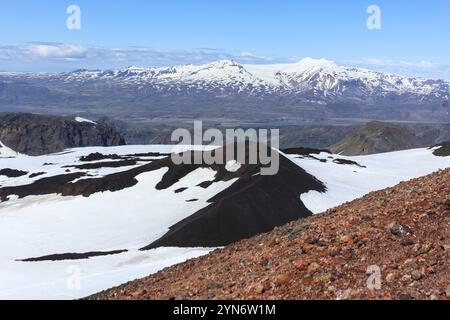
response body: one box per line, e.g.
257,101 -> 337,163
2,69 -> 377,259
2,58 -> 449,104
1,58 -> 449,124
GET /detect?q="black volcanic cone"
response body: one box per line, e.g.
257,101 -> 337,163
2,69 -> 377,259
142,143 -> 326,249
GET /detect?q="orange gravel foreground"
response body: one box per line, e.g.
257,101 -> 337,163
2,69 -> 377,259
89,169 -> 450,300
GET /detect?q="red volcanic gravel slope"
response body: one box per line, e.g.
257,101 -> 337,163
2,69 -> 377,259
89,169 -> 450,300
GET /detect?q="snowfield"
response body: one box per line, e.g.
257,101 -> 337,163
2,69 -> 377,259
0,144 -> 448,299
289,148 -> 450,213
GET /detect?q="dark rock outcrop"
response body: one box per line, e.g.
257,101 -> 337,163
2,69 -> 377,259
0,113 -> 125,156
432,141 -> 450,157
0,168 -> 28,178
18,250 -> 128,262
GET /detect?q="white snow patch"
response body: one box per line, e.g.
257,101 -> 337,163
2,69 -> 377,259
0,141 -> 21,157
75,117 -> 97,125
0,247 -> 211,300
225,160 -> 242,173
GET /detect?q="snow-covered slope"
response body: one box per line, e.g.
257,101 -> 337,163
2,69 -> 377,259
288,148 -> 450,213
0,141 -> 20,157
0,144 -> 448,299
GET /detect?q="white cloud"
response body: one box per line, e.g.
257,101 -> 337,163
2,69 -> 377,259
343,58 -> 450,79
238,51 -> 273,62
27,44 -> 87,59
0,43 -> 276,70
353,58 -> 435,69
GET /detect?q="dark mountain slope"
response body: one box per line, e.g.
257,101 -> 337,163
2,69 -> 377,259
143,150 -> 326,249
330,121 -> 421,156
0,113 -> 125,155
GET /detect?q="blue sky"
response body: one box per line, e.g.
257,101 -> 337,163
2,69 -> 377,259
0,0 -> 449,78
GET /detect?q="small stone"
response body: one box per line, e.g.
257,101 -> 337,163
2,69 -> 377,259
306,238 -> 318,245
314,272 -> 332,283
339,235 -> 353,245
385,272 -> 398,283
293,258 -> 308,270
388,223 -> 411,237
414,243 -> 433,255
260,259 -> 269,267
425,266 -> 435,274
383,292 -> 393,300
132,289 -> 147,298
356,239 -> 367,247
274,274 -> 290,286
206,281 -> 221,290
402,258 -> 417,269
307,262 -> 320,273
411,270 -> 423,281
401,238 -> 415,246
401,274 -> 412,283
268,238 -> 278,247
254,283 -> 265,294
418,213 -> 428,220
444,199 -> 450,208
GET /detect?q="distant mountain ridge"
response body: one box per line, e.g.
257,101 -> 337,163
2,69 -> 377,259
1,58 -> 449,123
2,58 -> 449,103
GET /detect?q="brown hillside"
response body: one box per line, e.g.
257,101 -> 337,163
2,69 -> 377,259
330,121 -> 420,156
89,169 -> 450,300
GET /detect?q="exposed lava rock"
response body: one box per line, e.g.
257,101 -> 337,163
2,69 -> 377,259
174,187 -> 188,194
65,159 -> 138,170
333,158 -> 366,168
19,250 -> 128,262
79,153 -> 124,162
433,141 -> 450,157
0,168 -> 28,178
0,173 -> 86,201
282,147 -> 331,155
